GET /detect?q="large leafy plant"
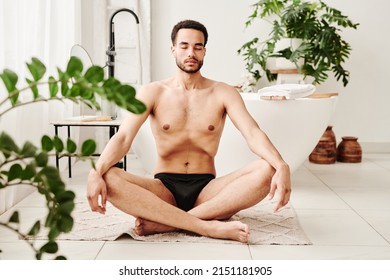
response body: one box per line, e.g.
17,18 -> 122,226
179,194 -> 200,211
238,0 -> 359,86
0,57 -> 146,259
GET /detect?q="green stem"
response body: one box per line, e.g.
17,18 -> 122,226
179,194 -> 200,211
0,80 -> 53,107
0,97 -> 63,118
0,96 -> 97,118
0,222 -> 39,256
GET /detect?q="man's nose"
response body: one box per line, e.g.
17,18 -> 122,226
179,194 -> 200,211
187,47 -> 195,57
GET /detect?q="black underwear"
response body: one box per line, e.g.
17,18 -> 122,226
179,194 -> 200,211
154,173 -> 215,211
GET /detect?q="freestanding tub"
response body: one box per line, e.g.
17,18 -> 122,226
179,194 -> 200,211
132,93 -> 338,176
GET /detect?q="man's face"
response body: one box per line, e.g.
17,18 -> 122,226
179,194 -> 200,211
171,28 -> 206,74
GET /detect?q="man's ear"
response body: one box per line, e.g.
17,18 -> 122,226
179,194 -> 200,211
171,45 -> 175,55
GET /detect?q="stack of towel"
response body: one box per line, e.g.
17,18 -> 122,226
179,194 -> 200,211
258,84 -> 316,99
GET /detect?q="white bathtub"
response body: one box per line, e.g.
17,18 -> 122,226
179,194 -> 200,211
132,93 -> 338,176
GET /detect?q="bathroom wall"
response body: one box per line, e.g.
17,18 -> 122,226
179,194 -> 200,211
150,0 -> 390,151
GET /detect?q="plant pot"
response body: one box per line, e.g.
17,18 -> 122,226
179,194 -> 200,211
337,136 -> 362,163
274,38 -> 304,69
309,126 -> 337,164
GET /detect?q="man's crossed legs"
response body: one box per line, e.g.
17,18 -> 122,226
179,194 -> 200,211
99,159 -> 274,243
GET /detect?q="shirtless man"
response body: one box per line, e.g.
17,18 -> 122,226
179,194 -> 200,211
87,20 -> 291,243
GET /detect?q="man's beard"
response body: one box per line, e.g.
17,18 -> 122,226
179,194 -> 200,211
176,58 -> 203,74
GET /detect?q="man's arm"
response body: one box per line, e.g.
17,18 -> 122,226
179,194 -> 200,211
223,85 -> 291,211
87,84 -> 156,213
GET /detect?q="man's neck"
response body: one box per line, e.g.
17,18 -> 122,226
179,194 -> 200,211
174,70 -> 204,90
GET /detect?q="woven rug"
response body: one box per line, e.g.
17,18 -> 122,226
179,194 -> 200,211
30,199 -> 311,245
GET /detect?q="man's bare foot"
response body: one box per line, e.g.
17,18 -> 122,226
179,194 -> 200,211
134,218 -> 250,243
204,220 -> 250,243
134,217 -> 176,236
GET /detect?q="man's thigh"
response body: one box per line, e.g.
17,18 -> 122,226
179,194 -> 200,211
194,159 -> 272,206
106,167 -> 175,204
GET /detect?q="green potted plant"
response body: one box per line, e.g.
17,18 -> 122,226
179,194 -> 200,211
0,57 -> 146,259
238,0 -> 359,86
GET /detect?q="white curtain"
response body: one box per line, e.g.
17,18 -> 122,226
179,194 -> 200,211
0,0 -> 151,213
0,0 -> 81,213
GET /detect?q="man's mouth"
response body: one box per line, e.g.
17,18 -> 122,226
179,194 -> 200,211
185,59 -> 198,64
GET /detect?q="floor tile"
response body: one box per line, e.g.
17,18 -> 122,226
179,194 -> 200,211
14,190 -> 46,208
249,245 -> 390,260
357,210 -> 390,243
291,169 -> 349,210
291,168 -> 325,187
52,241 -> 105,260
0,207 -> 48,241
310,168 -> 390,188
0,240 -> 105,260
0,241 -> 38,260
333,187 -> 390,210
295,209 -> 389,246
304,158 -> 382,171
366,153 -> 390,170
96,242 -> 251,260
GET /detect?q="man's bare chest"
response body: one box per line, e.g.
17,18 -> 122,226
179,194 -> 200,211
153,98 -> 225,134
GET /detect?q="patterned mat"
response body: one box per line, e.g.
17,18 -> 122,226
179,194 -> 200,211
31,199 -> 312,245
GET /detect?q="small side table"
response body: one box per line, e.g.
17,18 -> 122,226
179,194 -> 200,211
51,118 -> 126,178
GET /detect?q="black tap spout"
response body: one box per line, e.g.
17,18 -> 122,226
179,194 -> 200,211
107,9 -> 139,78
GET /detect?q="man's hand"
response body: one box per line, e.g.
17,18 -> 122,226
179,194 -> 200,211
268,163 -> 291,212
87,169 -> 107,214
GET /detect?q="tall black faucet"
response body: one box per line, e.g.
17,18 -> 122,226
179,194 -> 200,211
106,8 -> 139,78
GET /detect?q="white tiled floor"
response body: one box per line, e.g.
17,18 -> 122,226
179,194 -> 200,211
1,153 -> 390,260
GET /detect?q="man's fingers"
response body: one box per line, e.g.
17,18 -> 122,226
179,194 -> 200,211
274,196 -> 286,212
87,194 -> 106,214
100,189 -> 107,213
87,196 -> 98,212
268,181 -> 277,200
273,190 -> 291,212
274,202 -> 283,212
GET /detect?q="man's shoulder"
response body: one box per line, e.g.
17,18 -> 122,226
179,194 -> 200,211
215,81 -> 236,90
210,80 -> 241,97
138,79 -> 173,98
141,79 -> 169,91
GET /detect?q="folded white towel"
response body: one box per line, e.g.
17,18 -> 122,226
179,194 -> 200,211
258,84 -> 316,99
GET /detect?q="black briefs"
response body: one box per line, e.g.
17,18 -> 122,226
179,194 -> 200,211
154,173 -> 215,211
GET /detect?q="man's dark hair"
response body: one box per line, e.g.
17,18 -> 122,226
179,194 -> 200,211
171,19 -> 208,46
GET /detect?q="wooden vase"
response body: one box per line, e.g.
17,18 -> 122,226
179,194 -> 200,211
309,126 -> 337,164
337,136 -> 362,163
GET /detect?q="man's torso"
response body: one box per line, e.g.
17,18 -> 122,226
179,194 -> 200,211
149,77 -> 228,175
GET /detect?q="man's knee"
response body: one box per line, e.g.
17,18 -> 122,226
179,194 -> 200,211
102,167 -> 122,190
248,159 -> 274,189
